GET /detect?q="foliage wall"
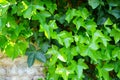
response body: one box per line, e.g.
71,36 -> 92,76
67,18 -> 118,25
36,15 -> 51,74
0,0 -> 120,80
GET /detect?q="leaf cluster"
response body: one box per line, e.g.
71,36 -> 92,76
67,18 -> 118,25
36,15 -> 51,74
0,0 -> 120,80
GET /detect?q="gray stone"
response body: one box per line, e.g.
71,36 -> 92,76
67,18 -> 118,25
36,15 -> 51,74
7,65 -> 18,75
0,67 -> 6,75
26,67 -> 37,75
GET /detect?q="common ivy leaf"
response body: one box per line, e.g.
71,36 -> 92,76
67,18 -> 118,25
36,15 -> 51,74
5,43 -> 20,59
112,47 -> 120,59
85,20 -> 97,33
80,8 -> 90,20
64,37 -> 73,48
88,0 -> 100,9
49,55 -> 58,65
48,20 -> 58,29
0,35 -> 7,48
65,9 -> 77,23
40,24 -> 50,39
55,64 -> 69,80
54,14 -> 66,24
76,59 -> 88,79
103,63 -> 114,71
102,69 -> 110,80
110,29 -> 120,43
35,51 -> 46,63
108,9 -> 120,19
23,6 -> 33,19
97,65 -> 110,80
33,5 -> 45,11
27,53 -> 35,67
57,53 -> 66,62
5,44 -> 15,58
16,40 -> 28,55
76,65 -> 83,79
32,11 -> 51,24
45,3 -> 57,14
117,70 -> 120,78
73,17 -> 85,30
79,44 -> 90,56
89,42 -> 99,50
101,38 -> 108,47
107,0 -> 120,7
104,18 -> 113,26
93,30 -> 104,41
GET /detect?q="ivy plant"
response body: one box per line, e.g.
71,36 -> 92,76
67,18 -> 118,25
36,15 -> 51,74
0,0 -> 120,80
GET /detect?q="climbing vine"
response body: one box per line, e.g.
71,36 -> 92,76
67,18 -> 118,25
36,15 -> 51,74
0,0 -> 120,80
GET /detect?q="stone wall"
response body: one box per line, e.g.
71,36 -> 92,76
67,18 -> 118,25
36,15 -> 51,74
0,56 -> 45,80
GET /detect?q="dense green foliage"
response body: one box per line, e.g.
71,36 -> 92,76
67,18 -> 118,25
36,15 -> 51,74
0,0 -> 120,80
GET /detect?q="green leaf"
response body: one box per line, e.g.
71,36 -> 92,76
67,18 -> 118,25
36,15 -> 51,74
93,30 -> 104,41
89,42 -> 99,50
108,9 -> 120,19
103,63 -> 114,71
27,53 -> 35,67
49,55 -> 58,65
80,8 -> 90,20
57,31 -> 73,48
0,35 -> 7,48
17,40 -> 28,55
45,3 -> 57,14
5,44 -> 15,58
102,69 -> 110,80
110,29 -> 120,43
117,70 -> 120,78
33,4 -> 45,11
88,0 -> 100,9
104,18 -> 113,26
40,24 -> 50,39
73,17 -> 85,30
55,64 -> 69,80
57,53 -> 66,62
112,47 -> 120,58
76,65 -> 83,79
32,11 -> 51,24
107,0 -> 120,7
5,43 -> 21,59
76,59 -> 88,79
64,37 -> 73,48
79,44 -> 91,56
23,6 -> 33,19
65,9 -> 77,23
35,51 -> 46,63
40,42 -> 50,53
48,20 -> 58,29
85,20 -> 97,33
78,59 -> 88,69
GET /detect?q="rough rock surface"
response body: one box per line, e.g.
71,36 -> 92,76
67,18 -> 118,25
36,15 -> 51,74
0,56 -> 45,80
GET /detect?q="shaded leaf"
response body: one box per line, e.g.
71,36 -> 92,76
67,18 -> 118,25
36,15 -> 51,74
88,0 -> 100,9
27,53 -> 35,67
35,51 -> 46,63
108,9 -> 120,19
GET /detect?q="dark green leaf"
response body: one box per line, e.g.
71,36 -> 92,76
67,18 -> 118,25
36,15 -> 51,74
27,53 -> 35,67
108,9 -> 120,19
88,0 -> 100,9
35,51 -> 46,63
